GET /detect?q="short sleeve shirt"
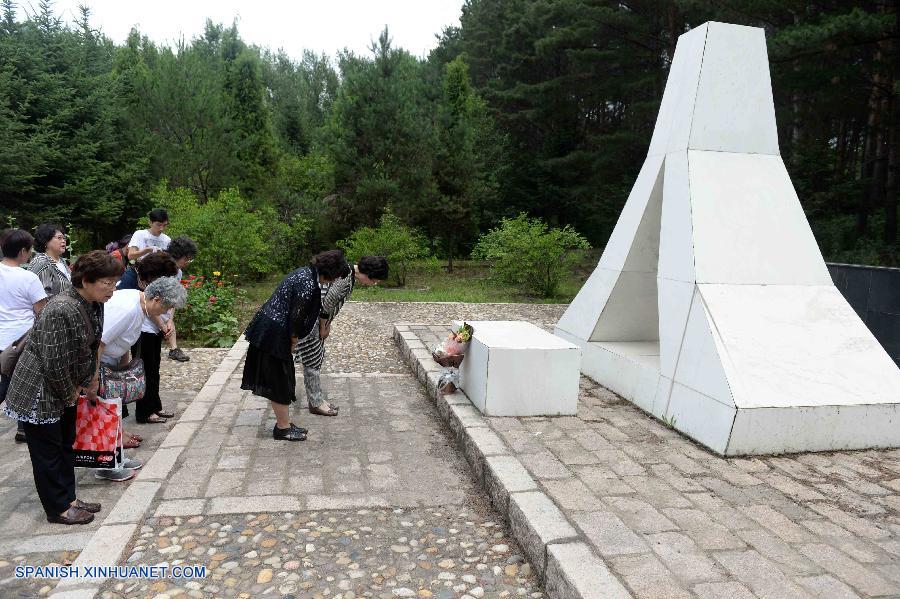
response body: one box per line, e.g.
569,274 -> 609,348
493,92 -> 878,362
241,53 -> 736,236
101,289 -> 144,365
129,229 -> 171,260
0,263 -> 48,350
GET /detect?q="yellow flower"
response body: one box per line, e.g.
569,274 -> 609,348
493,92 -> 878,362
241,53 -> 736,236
213,271 -> 221,276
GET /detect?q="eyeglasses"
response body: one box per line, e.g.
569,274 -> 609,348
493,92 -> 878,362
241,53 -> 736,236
96,279 -> 118,288
53,234 -> 66,241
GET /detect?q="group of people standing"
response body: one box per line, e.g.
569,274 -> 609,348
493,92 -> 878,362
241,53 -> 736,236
0,209 -> 192,524
0,208 -> 388,526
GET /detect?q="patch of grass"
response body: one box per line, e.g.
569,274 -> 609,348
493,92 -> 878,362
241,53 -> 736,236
232,253 -> 598,328
350,259 -> 591,304
236,272 -> 285,331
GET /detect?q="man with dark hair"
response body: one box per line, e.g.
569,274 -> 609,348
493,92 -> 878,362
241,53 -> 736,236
127,209 -> 170,262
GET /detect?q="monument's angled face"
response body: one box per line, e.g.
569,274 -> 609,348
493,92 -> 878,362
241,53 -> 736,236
555,21 -> 900,456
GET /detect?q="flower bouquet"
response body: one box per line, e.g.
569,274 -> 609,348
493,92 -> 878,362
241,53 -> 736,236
432,323 -> 474,393
432,323 -> 473,368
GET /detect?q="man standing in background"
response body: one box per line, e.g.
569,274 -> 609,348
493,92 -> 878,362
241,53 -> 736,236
125,209 -> 190,363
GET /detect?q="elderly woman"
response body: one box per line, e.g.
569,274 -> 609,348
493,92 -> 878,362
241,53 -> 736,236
295,256 -> 388,416
242,250 -> 349,441
0,230 -> 48,443
3,251 -> 123,525
95,276 -> 187,481
28,223 -> 72,297
115,252 -> 179,425
158,236 -> 197,364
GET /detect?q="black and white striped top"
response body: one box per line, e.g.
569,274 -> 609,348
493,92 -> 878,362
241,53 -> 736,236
294,270 -> 355,370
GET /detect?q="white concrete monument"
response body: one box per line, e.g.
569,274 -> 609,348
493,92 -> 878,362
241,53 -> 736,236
555,21 -> 900,456
455,321 -> 580,417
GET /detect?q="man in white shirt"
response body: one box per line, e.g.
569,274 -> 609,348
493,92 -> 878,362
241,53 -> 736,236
0,229 -> 48,443
127,209 -> 171,262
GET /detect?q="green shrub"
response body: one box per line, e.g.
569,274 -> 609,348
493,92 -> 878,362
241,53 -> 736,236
152,183 -> 306,279
472,213 -> 591,297
338,210 -> 432,286
178,273 -> 244,347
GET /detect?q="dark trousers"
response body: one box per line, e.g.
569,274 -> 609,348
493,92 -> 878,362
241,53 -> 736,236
23,405 -> 77,517
0,375 -> 24,437
135,332 -> 163,421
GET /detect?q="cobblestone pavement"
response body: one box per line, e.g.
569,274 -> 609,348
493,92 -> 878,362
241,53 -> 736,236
96,366 -> 543,598
103,508 -> 540,598
0,349 -> 226,598
409,325 -> 900,599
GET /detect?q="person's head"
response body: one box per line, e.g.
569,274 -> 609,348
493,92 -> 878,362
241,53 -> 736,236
148,209 -> 169,236
167,236 -> 198,270
310,249 -> 351,283
133,251 -> 178,289
356,256 -> 389,286
71,250 -> 124,303
34,223 -> 67,257
1,229 -> 34,264
143,276 -> 187,317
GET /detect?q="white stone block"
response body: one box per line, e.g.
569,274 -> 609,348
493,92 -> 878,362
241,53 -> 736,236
689,151 -> 831,285
659,151 -> 695,283
459,321 -> 580,417
672,289 -> 735,407
664,382 -> 736,455
657,278 -> 695,379
648,24 -> 707,157
688,23 -> 779,155
729,403 -> 900,455
699,284 -> 900,410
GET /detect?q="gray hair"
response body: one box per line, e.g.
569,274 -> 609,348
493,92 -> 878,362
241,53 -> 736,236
144,276 -> 187,309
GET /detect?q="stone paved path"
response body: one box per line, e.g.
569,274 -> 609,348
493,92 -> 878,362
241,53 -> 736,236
0,349 -> 227,598
95,372 -> 541,598
405,324 -> 900,599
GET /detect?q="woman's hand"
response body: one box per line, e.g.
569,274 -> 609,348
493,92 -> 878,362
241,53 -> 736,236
319,320 -> 331,340
290,336 -> 299,353
84,378 -> 100,405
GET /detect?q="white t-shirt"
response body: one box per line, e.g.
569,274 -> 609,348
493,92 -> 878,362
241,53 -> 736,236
130,229 -> 171,261
0,263 -> 48,350
101,289 -> 145,365
55,258 -> 71,280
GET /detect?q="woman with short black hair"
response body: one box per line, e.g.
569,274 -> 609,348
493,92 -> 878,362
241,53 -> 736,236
0,229 -> 48,442
3,250 -> 123,525
242,250 -> 350,441
29,223 -> 71,298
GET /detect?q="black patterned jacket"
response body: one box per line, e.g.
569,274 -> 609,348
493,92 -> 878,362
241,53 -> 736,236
5,287 -> 102,423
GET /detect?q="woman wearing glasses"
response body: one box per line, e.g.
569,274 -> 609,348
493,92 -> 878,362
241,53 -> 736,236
28,223 -> 72,298
4,251 -> 123,525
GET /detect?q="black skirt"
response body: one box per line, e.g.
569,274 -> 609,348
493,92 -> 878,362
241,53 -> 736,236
241,343 -> 296,405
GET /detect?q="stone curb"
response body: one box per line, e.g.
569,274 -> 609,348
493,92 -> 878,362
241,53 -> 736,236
393,323 -> 634,599
49,338 -> 248,599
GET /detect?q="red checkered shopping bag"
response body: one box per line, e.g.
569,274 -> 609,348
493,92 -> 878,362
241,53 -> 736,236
73,395 -> 123,469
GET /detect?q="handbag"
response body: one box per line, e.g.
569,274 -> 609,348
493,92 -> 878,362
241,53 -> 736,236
101,358 -> 146,405
0,330 -> 31,378
73,395 -> 123,469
